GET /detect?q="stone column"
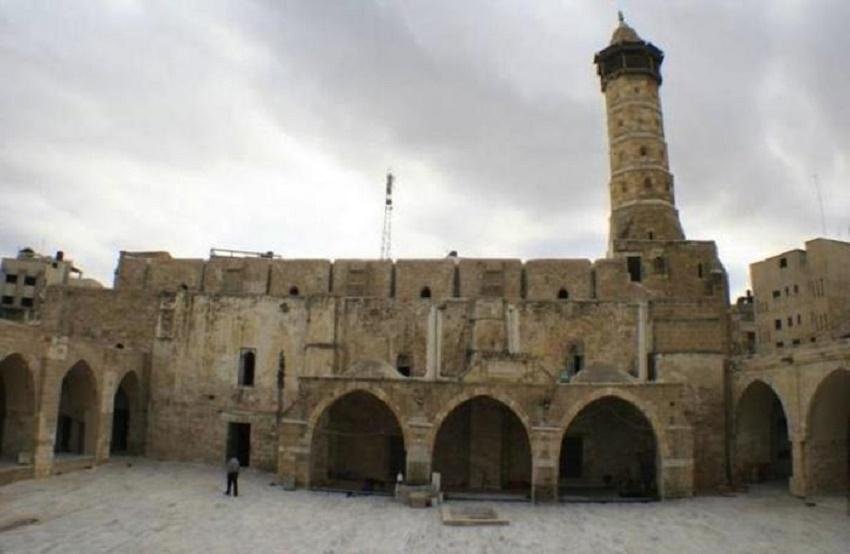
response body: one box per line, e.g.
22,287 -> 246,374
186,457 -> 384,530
530,427 -> 560,502
425,306 -> 442,380
404,421 -> 432,485
637,301 -> 649,381
32,351 -> 65,478
94,370 -> 116,463
277,419 -> 309,487
789,435 -> 807,497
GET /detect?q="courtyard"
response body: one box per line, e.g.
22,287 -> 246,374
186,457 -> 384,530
0,458 -> 847,553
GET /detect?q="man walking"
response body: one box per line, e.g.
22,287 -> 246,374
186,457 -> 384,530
225,457 -> 240,497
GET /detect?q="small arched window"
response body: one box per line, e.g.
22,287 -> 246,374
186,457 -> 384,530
643,177 -> 652,191
557,288 -> 569,300
420,286 -> 432,299
697,263 -> 704,278
639,146 -> 648,157
289,286 -> 300,297
648,231 -> 654,240
396,354 -> 411,378
238,349 -> 255,387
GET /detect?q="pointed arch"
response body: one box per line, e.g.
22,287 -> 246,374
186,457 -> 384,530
430,393 -> 532,496
306,387 -> 407,492
110,370 -> 143,455
804,367 -> 850,494
557,392 -> 660,500
54,360 -> 99,457
0,353 -> 36,462
733,379 -> 792,487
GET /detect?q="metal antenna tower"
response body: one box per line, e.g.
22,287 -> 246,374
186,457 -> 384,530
380,172 -> 394,259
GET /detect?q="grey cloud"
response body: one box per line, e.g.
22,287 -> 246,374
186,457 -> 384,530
1,1 -> 848,298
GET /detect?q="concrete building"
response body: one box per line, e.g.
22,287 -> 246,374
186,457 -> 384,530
0,248 -> 101,322
751,238 -> 850,352
0,17 -> 847,502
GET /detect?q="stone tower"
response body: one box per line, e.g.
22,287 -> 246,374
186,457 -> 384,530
595,14 -> 685,252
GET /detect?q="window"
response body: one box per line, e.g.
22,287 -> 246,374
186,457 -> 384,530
776,342 -> 784,348
570,344 -> 585,375
698,263 -> 705,279
639,146 -> 648,157
787,317 -> 793,328
419,286 -> 432,299
24,275 -> 36,286
796,314 -> 801,325
648,231 -> 654,240
653,256 -> 666,274
557,288 -> 569,300
784,287 -> 789,296
1,296 -> 13,305
277,352 -> 286,390
288,286 -> 300,296
627,256 -> 642,282
774,319 -> 782,330
793,284 -> 798,294
238,349 -> 256,386
21,297 -> 33,307
779,257 -> 787,268
396,354 -> 411,377
792,339 -> 800,346
643,177 -> 652,191
4,274 -> 16,284
772,290 -> 780,299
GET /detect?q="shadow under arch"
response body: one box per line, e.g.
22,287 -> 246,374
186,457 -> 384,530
556,390 -> 664,500
110,370 -> 143,455
54,360 -> 100,457
430,394 -> 532,498
307,388 -> 407,493
0,353 -> 36,462
733,379 -> 792,488
804,367 -> 850,495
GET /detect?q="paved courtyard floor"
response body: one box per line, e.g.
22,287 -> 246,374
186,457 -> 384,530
0,458 -> 848,553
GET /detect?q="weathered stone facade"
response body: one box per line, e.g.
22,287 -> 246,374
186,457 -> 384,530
1,17 -> 848,503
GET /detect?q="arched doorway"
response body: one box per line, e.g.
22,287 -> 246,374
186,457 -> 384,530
559,396 -> 658,500
432,396 -> 531,498
54,362 -> 98,457
806,369 -> 850,494
734,381 -> 791,487
309,391 -> 406,493
111,371 -> 142,455
0,354 -> 35,463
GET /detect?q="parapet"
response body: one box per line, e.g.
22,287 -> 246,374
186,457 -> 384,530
331,260 -> 393,298
395,259 -> 455,300
110,246 -> 725,304
269,260 -> 331,297
524,259 -> 592,301
457,259 -> 522,300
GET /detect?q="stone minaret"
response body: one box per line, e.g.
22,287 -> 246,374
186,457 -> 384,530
595,14 -> 685,252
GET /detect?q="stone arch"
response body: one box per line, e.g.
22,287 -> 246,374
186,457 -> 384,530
110,370 -> 143,455
733,379 -> 792,486
306,387 -> 408,492
803,367 -> 850,494
426,390 -> 533,454
0,353 -> 37,462
429,393 -> 533,496
556,392 -> 661,499
555,388 -> 669,460
733,376 -> 794,433
54,360 -> 100,457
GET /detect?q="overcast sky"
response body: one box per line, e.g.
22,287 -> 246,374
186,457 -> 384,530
1,1 -> 848,297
